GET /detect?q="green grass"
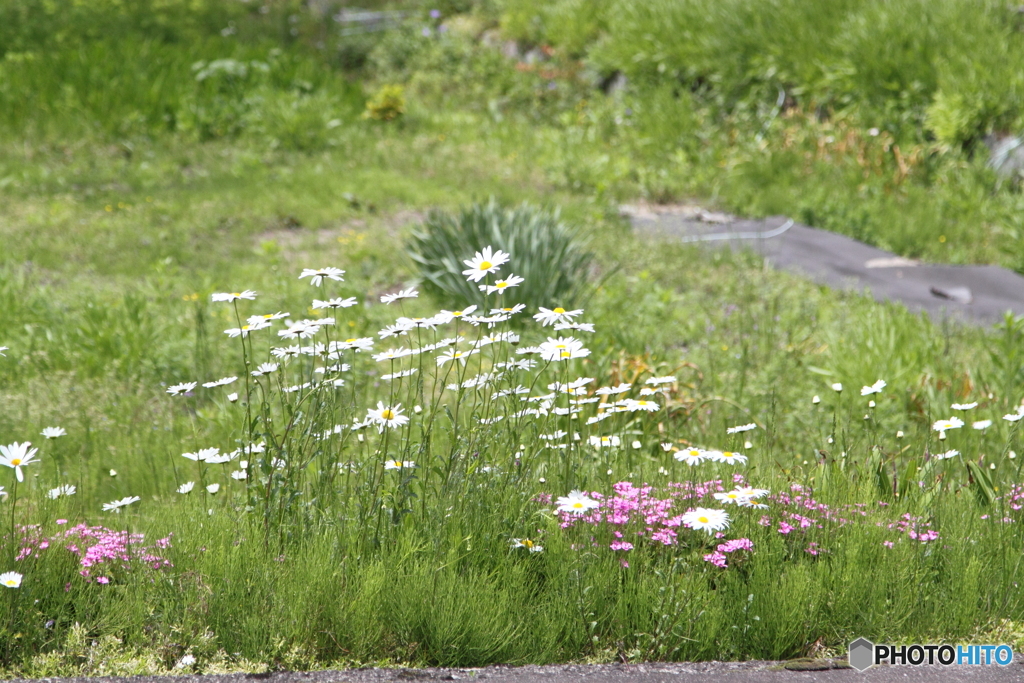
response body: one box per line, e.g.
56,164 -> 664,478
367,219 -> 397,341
4,0 -> 1024,675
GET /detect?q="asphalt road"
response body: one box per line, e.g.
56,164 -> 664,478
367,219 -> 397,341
10,660 -> 1024,683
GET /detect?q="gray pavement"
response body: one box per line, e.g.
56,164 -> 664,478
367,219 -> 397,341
10,660 -> 1024,683
623,204 -> 1024,326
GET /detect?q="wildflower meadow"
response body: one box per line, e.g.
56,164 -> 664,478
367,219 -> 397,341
4,240 -> 1024,675
7,0 -> 1024,676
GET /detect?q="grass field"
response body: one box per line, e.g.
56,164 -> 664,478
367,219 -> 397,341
4,0 -> 1024,675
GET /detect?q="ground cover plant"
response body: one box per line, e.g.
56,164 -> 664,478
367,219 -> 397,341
5,0 -> 1024,676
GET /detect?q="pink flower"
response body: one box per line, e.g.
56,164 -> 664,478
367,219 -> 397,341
96,576 -> 109,584
610,541 -> 634,551
56,519 -> 68,525
883,541 -> 894,548
703,551 -> 728,568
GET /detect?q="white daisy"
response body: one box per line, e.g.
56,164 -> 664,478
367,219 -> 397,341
380,288 -> 419,304
102,496 -> 140,513
47,484 -> 76,499
178,482 -> 195,494
299,267 -> 345,287
588,435 -> 621,448
251,362 -> 279,377
726,423 -> 757,434
934,450 -> 960,460
952,402 -> 978,411
621,399 -> 660,412
384,460 -> 416,470
249,311 -> 290,321
538,336 -> 590,362
373,347 -> 414,362
973,419 -> 993,430
41,427 -> 66,439
211,291 -> 256,302
553,321 -> 595,333
334,337 -> 375,352
436,348 -> 478,366
709,450 -> 748,465
645,376 -> 677,386
555,490 -> 600,515
674,447 -> 705,466
166,382 -> 197,396
483,274 -> 524,295
932,417 -> 965,433
366,402 -> 410,431
596,383 -> 632,396
682,508 -> 730,534
533,307 -> 584,326
202,376 -> 238,388
461,246 -> 510,282
511,538 -> 543,552
0,442 -> 39,482
831,383 -> 843,392
861,379 -> 886,396
490,304 -> 526,315
225,319 -> 271,338
0,572 -> 22,588
312,297 -> 358,310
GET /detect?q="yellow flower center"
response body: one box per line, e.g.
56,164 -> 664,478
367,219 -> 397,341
231,292 -> 241,297
3,580 -> 14,586
381,410 -> 395,420
496,282 -> 508,288
572,502 -> 584,508
346,338 -> 357,343
723,452 -> 734,459
262,313 -> 273,318
502,307 -> 513,311
242,325 -> 250,330
560,351 -> 571,358
698,516 -> 709,524
10,459 -> 21,466
554,307 -> 565,314
479,261 -> 492,270
523,539 -> 534,548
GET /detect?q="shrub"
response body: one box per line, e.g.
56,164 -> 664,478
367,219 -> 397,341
405,198 -> 595,311
362,84 -> 406,121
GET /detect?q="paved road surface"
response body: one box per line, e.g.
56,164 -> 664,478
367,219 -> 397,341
11,660 -> 1024,683
625,205 -> 1024,326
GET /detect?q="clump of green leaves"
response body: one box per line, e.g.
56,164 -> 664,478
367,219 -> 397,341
363,84 -> 406,122
406,198 -> 595,310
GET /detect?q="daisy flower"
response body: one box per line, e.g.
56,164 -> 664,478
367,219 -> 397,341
952,402 -> 978,411
709,450 -> 747,465
0,346 -> 7,356
932,417 -> 965,434
589,435 -> 621,448
313,297 -> 358,310
674,447 -> 705,466
0,572 -> 22,588
278,320 -> 319,339
102,496 -> 140,513
202,376 -> 238,388
381,368 -> 418,381
682,508 -> 730,534
0,442 -> 39,482
41,427 -> 66,439
373,347 -> 413,362
230,470 -> 247,480
861,379 -> 886,396
384,460 -> 416,470
250,311 -> 290,321
726,423 -> 757,434
166,382 -> 197,396
831,383 -> 843,392
436,348 -> 478,366
490,304 -> 526,315
973,419 -> 993,430
380,288 -> 419,304
225,319 -> 271,338
1003,412 -> 1024,423
712,490 -> 746,505
177,482 -> 195,494
461,246 -> 510,282
251,363 -> 279,377
538,337 -> 590,362
334,337 -> 375,352
206,484 -> 220,494
533,307 -> 584,326
555,490 -> 600,515
47,484 -> 76,499
211,291 -> 256,302
934,450 -> 960,460
621,399 -> 660,412
511,538 -> 543,552
596,383 -> 632,396
733,486 -> 769,499
483,274 -> 524,295
645,376 -> 677,386
553,321 -> 596,333
435,307 -> 479,325
299,267 -> 345,287
366,402 -> 410,431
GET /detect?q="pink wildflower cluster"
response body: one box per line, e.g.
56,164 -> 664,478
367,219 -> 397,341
18,523 -> 173,583
882,513 -> 940,544
703,537 -> 754,568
